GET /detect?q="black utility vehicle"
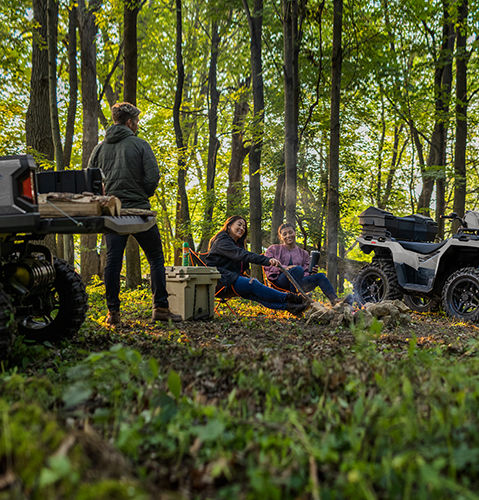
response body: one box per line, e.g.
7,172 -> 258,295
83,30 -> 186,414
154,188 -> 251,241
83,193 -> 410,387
0,155 -> 155,354
353,206 -> 479,321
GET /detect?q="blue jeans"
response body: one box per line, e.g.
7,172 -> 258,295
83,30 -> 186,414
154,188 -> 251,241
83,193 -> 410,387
232,276 -> 288,310
104,223 -> 168,311
273,266 -> 337,300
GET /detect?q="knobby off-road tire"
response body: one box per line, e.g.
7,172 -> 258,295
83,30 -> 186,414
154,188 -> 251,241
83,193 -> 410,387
19,258 -> 89,342
442,267 -> 479,322
0,283 -> 16,358
403,294 -> 440,313
354,258 -> 402,304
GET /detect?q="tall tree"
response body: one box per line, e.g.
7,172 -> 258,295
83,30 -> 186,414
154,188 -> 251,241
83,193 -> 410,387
78,0 -> 101,282
243,0 -> 264,278
62,3 -> 79,265
226,80 -> 250,215
26,0 -> 54,161
123,0 -> 142,288
453,0 -> 468,225
46,0 -> 63,169
326,0 -> 342,290
417,0 -> 455,234
174,0 -> 194,262
199,19 -> 221,251
282,0 -> 301,225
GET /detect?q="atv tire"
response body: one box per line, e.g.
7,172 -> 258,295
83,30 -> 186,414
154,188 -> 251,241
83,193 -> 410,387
0,283 -> 16,357
19,258 -> 88,342
442,267 -> 479,322
354,259 -> 402,304
403,294 -> 440,313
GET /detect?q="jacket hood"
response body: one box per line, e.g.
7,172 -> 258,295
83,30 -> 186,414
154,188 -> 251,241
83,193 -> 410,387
105,124 -> 134,144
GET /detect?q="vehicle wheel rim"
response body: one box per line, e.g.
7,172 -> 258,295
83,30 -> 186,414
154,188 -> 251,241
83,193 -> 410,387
449,278 -> 479,317
359,272 -> 385,303
20,290 -> 60,330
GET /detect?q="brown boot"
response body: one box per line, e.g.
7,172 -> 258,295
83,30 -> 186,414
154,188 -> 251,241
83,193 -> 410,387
106,310 -> 120,326
152,307 -> 182,322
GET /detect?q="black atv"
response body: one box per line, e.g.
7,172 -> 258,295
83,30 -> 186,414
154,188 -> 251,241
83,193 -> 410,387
0,155 -> 155,355
353,206 -> 479,322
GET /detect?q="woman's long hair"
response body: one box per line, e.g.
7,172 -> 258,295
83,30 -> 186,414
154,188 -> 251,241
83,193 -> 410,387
208,215 -> 248,249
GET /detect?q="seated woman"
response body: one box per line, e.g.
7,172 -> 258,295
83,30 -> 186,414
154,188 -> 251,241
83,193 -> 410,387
265,223 -> 349,305
206,216 -> 308,314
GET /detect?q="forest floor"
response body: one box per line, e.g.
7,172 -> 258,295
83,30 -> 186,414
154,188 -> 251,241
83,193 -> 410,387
2,281 -> 479,499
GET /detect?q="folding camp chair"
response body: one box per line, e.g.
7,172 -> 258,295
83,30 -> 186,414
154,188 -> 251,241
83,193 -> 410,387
187,248 -> 240,315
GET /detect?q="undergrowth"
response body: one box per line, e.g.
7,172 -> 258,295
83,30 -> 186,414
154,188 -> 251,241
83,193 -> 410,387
1,281 -> 479,499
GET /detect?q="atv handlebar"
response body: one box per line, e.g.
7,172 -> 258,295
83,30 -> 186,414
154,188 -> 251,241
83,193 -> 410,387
440,212 -> 467,230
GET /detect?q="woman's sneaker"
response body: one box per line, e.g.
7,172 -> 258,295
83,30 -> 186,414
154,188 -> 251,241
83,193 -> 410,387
285,300 -> 309,317
286,292 -> 304,304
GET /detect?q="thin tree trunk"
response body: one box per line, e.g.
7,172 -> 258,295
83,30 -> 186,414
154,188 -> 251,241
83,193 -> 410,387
26,0 -> 54,161
123,0 -> 142,288
453,0 -> 468,229
62,3 -> 78,265
283,0 -> 299,226
174,0 -> 194,264
199,21 -> 221,251
63,4 -> 78,169
47,0 -> 63,169
226,80 -> 250,215
379,124 -> 407,209
78,0 -> 100,283
271,170 -> 285,244
326,0 -> 342,291
243,0 -> 264,279
376,94 -> 386,205
435,1 -> 455,238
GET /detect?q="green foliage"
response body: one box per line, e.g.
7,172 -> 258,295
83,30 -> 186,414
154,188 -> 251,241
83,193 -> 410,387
4,281 -> 479,498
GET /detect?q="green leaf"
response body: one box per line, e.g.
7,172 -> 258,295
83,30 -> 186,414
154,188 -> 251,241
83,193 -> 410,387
62,383 -> 92,409
167,370 -> 181,399
193,419 -> 225,442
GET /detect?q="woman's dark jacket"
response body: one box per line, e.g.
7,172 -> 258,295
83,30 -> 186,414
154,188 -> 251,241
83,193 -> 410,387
206,231 -> 270,287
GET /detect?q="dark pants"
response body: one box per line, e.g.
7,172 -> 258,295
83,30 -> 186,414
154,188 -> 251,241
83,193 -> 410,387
273,265 -> 337,300
104,224 -> 168,312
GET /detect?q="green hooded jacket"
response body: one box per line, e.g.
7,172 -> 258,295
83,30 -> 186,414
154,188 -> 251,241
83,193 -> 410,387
87,124 -> 160,209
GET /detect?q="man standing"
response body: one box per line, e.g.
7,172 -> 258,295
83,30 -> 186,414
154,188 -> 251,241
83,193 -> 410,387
88,102 -> 181,325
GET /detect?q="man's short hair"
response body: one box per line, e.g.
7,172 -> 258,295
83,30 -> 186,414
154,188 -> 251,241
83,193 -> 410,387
111,102 -> 141,125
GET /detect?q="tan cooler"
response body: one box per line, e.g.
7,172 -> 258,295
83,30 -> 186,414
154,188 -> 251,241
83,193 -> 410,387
165,266 -> 221,320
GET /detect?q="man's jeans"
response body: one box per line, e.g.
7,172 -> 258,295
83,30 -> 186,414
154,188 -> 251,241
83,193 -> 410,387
104,224 -> 168,312
272,265 -> 337,300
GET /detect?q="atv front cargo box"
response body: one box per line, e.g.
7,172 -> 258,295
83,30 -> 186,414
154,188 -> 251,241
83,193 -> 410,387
359,206 -> 438,242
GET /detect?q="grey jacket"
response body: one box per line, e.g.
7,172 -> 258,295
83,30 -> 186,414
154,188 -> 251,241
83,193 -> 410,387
87,124 -> 160,209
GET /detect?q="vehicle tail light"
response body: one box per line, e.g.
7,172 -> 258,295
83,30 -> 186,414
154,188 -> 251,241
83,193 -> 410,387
18,171 -> 36,203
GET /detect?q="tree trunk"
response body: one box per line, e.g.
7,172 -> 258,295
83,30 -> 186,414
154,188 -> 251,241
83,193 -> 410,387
271,170 -> 285,244
453,0 -> 468,230
226,80 -> 250,215
63,3 -> 78,265
78,0 -> 100,283
174,0 -> 194,264
283,0 -> 299,226
63,4 -> 78,169
243,0 -> 264,279
26,0 -> 54,161
46,0 -> 63,169
435,1 -> 455,238
123,0 -> 142,288
199,21 -> 221,251
379,125 -> 407,209
326,0 -> 342,291
417,0 -> 454,231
